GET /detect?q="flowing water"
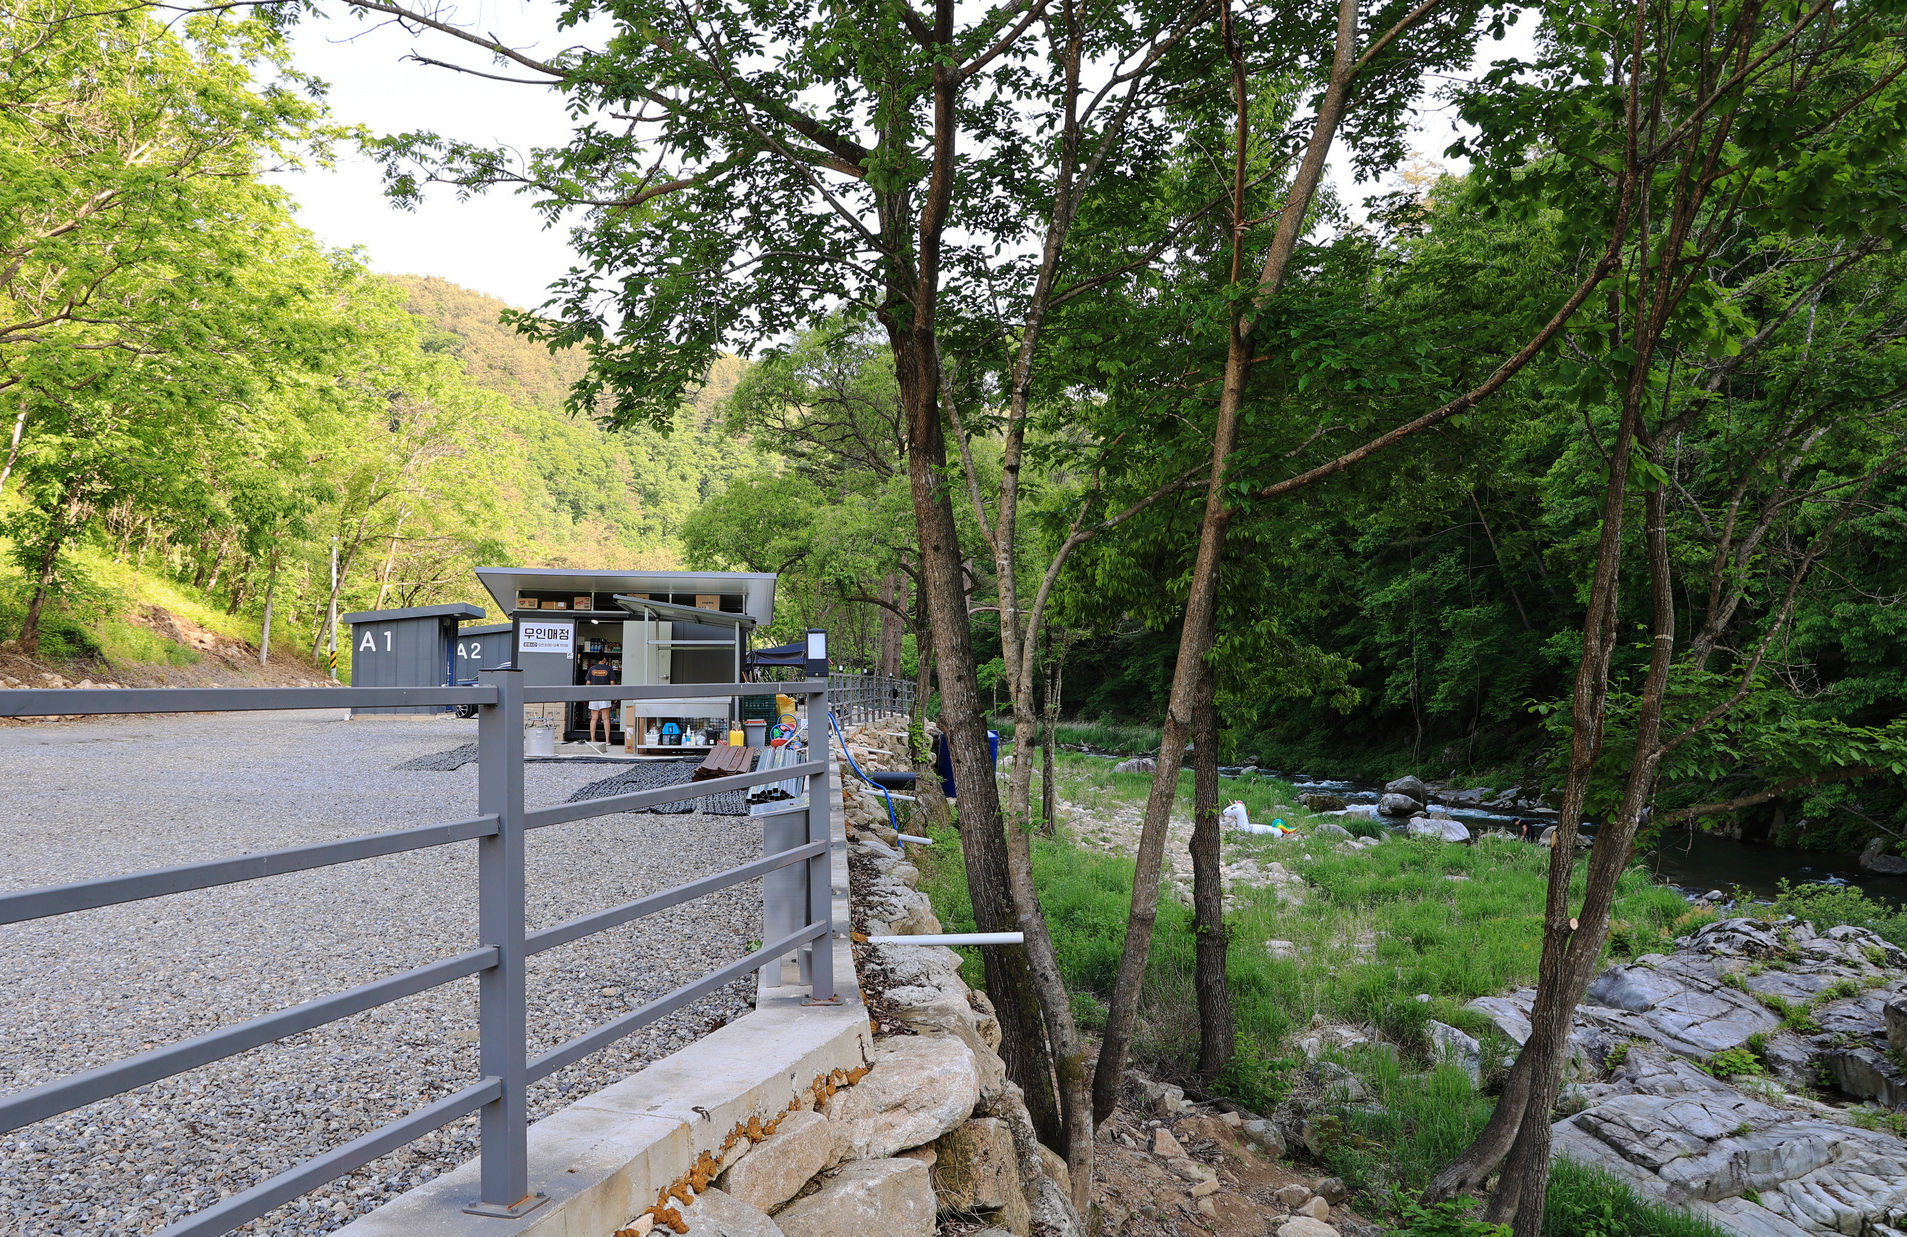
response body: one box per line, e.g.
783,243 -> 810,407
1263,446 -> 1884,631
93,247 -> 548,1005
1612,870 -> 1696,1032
1270,771 -> 1907,907
1076,750 -> 1907,907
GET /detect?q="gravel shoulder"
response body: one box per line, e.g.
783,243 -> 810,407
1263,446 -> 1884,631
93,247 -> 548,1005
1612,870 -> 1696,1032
0,710 -> 765,1236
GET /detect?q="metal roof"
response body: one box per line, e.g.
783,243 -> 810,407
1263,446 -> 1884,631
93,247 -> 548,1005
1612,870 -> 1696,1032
474,567 -> 776,626
341,603 -> 486,624
612,594 -> 754,628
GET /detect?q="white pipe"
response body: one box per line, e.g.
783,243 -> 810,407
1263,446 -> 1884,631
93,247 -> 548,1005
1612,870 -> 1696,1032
865,932 -> 1025,946
895,833 -> 932,845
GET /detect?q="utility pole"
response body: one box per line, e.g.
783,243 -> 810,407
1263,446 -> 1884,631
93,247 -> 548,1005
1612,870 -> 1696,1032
327,536 -> 339,682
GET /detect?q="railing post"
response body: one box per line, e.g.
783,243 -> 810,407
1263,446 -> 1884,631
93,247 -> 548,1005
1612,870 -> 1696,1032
805,685 -> 838,1004
466,669 -> 545,1219
760,798 -> 805,990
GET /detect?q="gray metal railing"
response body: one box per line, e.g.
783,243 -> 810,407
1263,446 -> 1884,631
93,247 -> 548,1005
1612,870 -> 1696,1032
0,672 -> 836,1235
827,670 -> 914,724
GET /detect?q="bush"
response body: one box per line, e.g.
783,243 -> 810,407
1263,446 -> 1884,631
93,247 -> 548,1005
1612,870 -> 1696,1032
1545,1160 -> 1731,1237
1704,1047 -> 1764,1078
1390,1198 -> 1508,1237
1771,880 -> 1907,951
1346,817 -> 1389,839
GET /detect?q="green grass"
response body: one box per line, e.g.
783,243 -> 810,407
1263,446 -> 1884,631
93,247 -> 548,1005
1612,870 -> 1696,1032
1543,1160 -> 1730,1237
914,820 -> 1736,1226
75,546 -> 262,644
1008,745 -> 1325,828
0,542 -> 266,669
1318,1049 -> 1496,1198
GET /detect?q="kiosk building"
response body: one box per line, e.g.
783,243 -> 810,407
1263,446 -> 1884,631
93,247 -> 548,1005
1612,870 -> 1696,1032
473,567 -> 777,749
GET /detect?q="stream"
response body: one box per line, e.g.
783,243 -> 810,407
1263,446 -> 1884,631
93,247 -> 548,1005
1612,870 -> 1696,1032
1275,771 -> 1907,907
1078,749 -> 1907,907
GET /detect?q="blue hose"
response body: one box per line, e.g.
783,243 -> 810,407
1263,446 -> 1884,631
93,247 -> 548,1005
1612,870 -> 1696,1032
828,711 -> 901,838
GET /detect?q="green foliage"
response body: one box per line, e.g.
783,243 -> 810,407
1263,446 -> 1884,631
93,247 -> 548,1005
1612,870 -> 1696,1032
1320,1053 -> 1495,1199
1704,1048 -> 1764,1079
1389,1197 -> 1509,1237
1771,881 -> 1907,951
1544,1161 -> 1731,1237
0,0 -> 756,667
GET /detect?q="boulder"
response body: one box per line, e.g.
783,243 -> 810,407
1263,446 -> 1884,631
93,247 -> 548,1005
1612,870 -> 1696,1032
1377,793 -> 1421,817
1383,775 -> 1429,805
1151,1126 -> 1185,1158
1405,817 -> 1471,843
1887,996 -> 1907,1055
1861,836 -> 1907,875
717,1111 -> 832,1213
1428,1020 -> 1483,1083
874,945 -> 1006,1072
1035,1144 -> 1071,1197
1314,823 -> 1354,840
774,1159 -> 936,1237
1112,757 -> 1156,774
1277,1219 -> 1340,1237
1299,792 -> 1347,812
930,1117 -> 1022,1214
1241,1118 -> 1286,1158
1167,1157 -> 1217,1184
1820,1045 -> 1907,1108
830,1035 -> 980,1162
1272,1184 -> 1312,1207
682,1188 -> 784,1237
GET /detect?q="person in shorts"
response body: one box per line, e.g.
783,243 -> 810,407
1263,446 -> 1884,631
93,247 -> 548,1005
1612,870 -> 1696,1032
584,655 -> 615,746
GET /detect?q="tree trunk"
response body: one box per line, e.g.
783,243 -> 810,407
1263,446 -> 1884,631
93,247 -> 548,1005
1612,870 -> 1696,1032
1003,760 -> 1096,1209
904,415 -> 1064,1148
1092,0 -> 1364,1125
1496,482 -> 1680,1235
879,572 -> 902,676
0,393 -> 27,498
1040,633 -> 1062,836
18,524 -> 65,655
18,485 -> 87,655
259,545 -> 280,666
373,507 -> 409,610
1190,653 -> 1233,1081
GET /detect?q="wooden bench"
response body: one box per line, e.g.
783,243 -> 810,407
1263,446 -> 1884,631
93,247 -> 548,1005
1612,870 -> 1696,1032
692,743 -> 757,782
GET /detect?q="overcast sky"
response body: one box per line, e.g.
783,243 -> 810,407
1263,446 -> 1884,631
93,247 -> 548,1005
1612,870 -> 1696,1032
266,4 -> 1534,314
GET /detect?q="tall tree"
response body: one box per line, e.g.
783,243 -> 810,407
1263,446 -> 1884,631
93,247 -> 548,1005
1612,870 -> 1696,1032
1416,0 -> 1907,1225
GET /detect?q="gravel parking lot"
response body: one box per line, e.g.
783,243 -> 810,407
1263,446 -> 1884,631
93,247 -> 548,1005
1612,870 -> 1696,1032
0,709 -> 766,1236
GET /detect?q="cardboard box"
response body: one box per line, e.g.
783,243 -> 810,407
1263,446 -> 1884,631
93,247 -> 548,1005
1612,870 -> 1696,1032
546,600 -> 568,610
695,594 -> 720,611
517,597 -> 540,609
574,595 -> 592,611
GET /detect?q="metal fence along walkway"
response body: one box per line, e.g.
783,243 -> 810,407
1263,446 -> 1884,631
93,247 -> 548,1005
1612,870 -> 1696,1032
0,672 -> 836,1236
827,670 -> 914,724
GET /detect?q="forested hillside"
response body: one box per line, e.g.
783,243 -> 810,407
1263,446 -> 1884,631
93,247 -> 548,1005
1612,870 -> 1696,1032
0,0 -> 752,677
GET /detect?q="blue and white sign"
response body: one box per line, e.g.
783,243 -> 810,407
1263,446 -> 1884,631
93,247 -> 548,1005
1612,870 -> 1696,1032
517,619 -> 574,657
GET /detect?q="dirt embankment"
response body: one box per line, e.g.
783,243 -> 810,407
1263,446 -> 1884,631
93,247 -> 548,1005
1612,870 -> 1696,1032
0,605 -> 333,715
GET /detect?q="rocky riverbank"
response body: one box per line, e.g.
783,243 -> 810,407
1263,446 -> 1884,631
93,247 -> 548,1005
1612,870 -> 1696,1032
1470,917 -> 1907,1237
